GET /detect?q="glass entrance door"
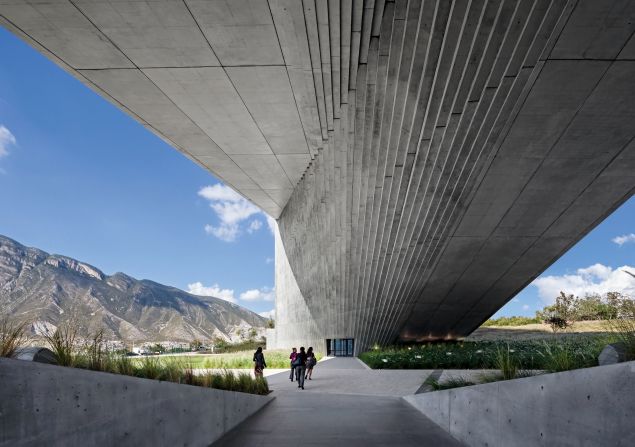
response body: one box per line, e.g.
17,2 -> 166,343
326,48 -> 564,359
326,338 -> 354,356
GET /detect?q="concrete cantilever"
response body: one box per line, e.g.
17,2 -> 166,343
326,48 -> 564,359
2,0 -> 635,354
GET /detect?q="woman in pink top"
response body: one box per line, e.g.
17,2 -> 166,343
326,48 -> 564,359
289,347 -> 298,382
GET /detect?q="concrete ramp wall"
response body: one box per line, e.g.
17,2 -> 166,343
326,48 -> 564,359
404,361 -> 635,447
0,358 -> 272,447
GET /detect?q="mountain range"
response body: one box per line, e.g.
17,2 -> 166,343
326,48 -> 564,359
0,235 -> 266,342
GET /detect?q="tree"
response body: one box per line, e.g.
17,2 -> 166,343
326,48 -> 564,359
190,339 -> 203,351
266,318 -> 275,329
248,328 -> 258,340
539,292 -> 577,332
150,343 -> 166,354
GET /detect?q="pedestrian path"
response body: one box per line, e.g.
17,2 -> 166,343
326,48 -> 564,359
213,357 -> 463,446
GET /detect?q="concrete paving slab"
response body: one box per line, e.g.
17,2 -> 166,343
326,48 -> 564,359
214,386 -> 462,447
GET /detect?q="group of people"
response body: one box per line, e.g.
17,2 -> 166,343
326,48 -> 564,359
251,346 -> 317,390
253,346 -> 317,389
289,346 -> 316,390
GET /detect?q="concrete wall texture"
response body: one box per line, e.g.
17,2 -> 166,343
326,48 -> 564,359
2,1 -> 635,353
404,361 -> 635,447
0,358 -> 272,447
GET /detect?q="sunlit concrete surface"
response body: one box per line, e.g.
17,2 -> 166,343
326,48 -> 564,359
213,357 -> 463,446
2,1 -> 634,352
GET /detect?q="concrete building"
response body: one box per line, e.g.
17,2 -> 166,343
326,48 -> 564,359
2,0 -> 634,355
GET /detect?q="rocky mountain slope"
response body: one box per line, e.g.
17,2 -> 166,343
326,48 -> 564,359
0,235 -> 266,342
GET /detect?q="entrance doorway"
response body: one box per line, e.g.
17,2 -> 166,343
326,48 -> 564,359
326,338 -> 354,356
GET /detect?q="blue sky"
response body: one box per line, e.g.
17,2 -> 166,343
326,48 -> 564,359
0,26 -> 633,320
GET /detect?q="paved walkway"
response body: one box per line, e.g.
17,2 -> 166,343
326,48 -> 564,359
213,357 -> 463,446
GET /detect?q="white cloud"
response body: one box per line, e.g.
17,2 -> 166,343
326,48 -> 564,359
265,257 -> 274,264
198,184 -> 269,242
187,281 -> 236,303
522,304 -> 530,311
239,286 -> 275,302
247,219 -> 262,233
204,223 -> 239,242
0,125 -> 16,158
258,309 -> 275,319
512,298 -> 520,303
612,233 -> 635,246
531,263 -> 635,305
266,215 -> 277,235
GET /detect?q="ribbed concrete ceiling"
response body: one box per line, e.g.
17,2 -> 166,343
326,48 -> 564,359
276,0 -> 635,348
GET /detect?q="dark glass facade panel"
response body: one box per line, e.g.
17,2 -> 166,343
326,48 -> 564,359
326,338 -> 354,356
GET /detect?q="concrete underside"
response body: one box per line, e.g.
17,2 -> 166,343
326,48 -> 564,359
2,1 -> 635,353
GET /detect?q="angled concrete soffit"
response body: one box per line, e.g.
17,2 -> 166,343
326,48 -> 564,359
2,0 -> 635,351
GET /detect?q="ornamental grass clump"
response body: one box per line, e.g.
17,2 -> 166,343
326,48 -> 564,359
538,341 -> 576,372
114,355 -> 135,376
494,344 -> 518,380
0,318 -> 28,358
136,355 -> 162,380
610,318 -> 635,360
44,319 -> 80,367
85,329 -> 108,371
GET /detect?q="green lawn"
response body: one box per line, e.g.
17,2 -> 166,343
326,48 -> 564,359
132,349 -> 322,369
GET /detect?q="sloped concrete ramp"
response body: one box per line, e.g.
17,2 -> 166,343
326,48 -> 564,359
213,358 -> 463,446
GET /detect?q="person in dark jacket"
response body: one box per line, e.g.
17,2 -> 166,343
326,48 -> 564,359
305,346 -> 316,380
295,346 -> 307,389
253,346 -> 266,378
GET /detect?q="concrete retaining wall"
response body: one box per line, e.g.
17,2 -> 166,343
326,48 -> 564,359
404,361 -> 635,447
0,358 -> 273,447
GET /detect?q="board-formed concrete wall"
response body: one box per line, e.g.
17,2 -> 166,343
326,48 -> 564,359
0,358 -> 272,447
404,361 -> 635,447
269,223 -> 324,353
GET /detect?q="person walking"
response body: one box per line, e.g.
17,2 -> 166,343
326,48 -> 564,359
253,346 -> 266,378
305,346 -> 316,380
295,346 -> 307,389
289,347 -> 298,382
